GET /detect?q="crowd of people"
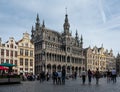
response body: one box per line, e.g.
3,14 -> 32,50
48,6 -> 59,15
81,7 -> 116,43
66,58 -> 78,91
20,68 -> 117,85
37,68 -> 66,85
81,68 -> 117,85
52,68 -> 66,85
21,73 -> 36,81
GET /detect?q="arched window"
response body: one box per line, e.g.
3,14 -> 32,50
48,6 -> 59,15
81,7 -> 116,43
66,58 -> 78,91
10,44 -> 13,48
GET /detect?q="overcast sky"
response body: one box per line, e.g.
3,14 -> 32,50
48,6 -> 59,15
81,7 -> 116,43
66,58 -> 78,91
0,0 -> 120,56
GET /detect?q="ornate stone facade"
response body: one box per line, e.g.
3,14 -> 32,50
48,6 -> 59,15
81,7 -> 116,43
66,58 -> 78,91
31,14 -> 85,75
84,45 -> 115,72
0,37 -> 18,73
17,32 -> 34,74
105,49 -> 116,71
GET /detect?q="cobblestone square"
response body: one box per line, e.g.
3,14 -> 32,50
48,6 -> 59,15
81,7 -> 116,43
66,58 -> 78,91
0,77 -> 120,92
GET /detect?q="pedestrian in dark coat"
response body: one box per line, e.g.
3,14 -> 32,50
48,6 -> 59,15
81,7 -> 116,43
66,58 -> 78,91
88,69 -> 92,84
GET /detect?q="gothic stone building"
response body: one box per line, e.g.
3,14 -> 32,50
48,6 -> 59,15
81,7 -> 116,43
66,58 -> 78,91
31,14 -> 85,75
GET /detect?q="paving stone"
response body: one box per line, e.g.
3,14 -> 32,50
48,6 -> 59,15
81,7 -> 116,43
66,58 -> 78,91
0,77 -> 120,92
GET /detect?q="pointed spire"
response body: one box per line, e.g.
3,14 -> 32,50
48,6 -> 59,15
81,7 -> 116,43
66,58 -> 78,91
31,26 -> 34,38
42,20 -> 45,28
36,13 -> 40,23
117,52 -> 120,57
75,30 -> 79,40
65,14 -> 68,23
80,35 -> 83,45
80,35 -> 83,42
79,35 -> 83,48
35,13 -> 40,30
63,8 -> 70,33
76,30 -> 78,37
65,7 -> 68,23
31,26 -> 34,32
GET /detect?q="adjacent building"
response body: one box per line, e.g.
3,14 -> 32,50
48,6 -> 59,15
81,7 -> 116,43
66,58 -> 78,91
105,49 -> 116,71
17,32 -> 34,75
0,33 -> 35,75
116,53 -> 120,74
84,45 -> 116,72
31,14 -> 85,75
0,37 -> 18,73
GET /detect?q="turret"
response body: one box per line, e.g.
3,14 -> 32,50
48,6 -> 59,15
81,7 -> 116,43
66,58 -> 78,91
80,35 -> 83,47
75,30 -> 79,40
31,26 -> 34,38
35,14 -> 40,30
42,20 -> 45,28
63,9 -> 71,36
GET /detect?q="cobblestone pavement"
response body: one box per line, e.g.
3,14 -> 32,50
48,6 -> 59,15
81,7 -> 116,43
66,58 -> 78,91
0,77 -> 120,92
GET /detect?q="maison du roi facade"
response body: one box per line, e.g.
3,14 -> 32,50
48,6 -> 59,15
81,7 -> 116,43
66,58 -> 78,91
0,33 -> 34,75
31,13 -> 85,75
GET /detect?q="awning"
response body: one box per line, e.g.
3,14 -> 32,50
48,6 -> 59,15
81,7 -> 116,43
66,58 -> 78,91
0,66 -> 9,70
0,63 -> 16,67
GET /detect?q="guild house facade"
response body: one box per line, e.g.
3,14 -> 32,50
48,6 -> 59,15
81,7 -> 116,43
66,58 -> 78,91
84,45 -> 116,72
17,32 -> 34,75
0,37 -> 18,73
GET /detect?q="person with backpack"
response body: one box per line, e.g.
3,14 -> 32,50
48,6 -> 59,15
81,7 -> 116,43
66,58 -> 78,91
81,68 -> 86,84
62,68 -> 66,85
95,68 -> 100,85
52,70 -> 58,85
111,68 -> 117,83
57,70 -> 62,85
88,69 -> 92,84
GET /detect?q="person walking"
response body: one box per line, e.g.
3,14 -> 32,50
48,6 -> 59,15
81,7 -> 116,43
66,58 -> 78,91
39,72 -> 42,82
106,69 -> 111,83
95,68 -> 100,85
57,70 -> 62,85
111,68 -> 117,83
74,71 -> 77,80
62,68 -> 66,85
88,69 -> 92,84
46,72 -> 50,81
52,70 -> 58,85
81,68 -> 86,84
